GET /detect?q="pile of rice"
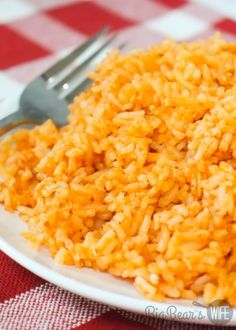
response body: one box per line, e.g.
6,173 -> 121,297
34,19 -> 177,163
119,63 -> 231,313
2,34 -> 236,305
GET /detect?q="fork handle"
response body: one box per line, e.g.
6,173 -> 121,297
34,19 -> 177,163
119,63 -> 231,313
0,108 -> 42,136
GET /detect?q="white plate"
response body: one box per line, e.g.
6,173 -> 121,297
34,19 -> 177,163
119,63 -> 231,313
0,97 -> 235,326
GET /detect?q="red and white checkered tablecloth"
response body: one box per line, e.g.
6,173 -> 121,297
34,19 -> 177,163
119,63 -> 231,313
1,0 -> 236,329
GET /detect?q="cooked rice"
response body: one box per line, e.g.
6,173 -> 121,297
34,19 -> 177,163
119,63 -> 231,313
1,34 -> 236,305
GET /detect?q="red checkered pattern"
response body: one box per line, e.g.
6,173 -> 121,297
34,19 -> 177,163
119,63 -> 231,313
1,0 -> 236,329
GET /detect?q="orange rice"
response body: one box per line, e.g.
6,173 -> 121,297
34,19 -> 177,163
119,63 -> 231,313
1,34 -> 236,305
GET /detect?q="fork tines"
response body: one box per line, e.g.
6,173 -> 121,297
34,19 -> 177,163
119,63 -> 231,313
41,26 -> 118,102
42,26 -> 109,82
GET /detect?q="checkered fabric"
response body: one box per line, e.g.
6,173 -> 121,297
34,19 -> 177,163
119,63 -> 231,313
1,0 -> 236,329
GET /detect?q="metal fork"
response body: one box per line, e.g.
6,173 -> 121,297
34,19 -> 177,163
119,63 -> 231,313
0,27 -> 116,136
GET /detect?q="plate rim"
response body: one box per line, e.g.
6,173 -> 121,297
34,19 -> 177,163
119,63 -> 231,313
0,234 -> 213,325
